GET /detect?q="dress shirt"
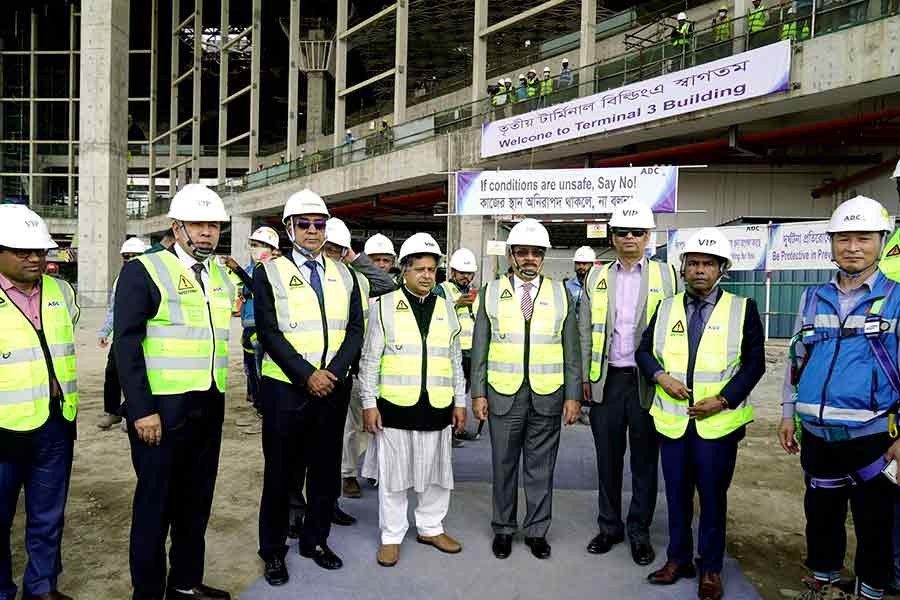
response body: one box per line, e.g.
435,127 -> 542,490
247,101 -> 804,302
608,258 -> 645,367
0,272 -> 42,329
173,242 -> 210,294
292,249 -> 324,274
512,274 -> 538,304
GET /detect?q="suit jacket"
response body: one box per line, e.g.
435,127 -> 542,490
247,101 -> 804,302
252,255 -> 364,408
578,259 -> 680,409
470,275 -> 581,417
350,253 -> 398,298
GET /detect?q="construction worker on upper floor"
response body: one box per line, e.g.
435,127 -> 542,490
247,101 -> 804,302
638,227 -> 765,600
778,195 -> 900,600
114,183 -> 237,600
525,69 -> 540,110
539,67 -> 553,107
712,6 -> 732,42
566,245 -> 596,319
515,74 -> 528,103
0,205 -> 79,600
558,57 -> 573,88
748,0 -> 768,34
671,12 -> 693,47
780,5 -> 810,41
491,78 -> 509,121
504,78 -> 516,105
579,203 -> 680,567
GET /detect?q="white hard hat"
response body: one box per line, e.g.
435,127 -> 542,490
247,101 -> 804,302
364,233 -> 396,256
609,202 -> 655,230
398,232 -> 442,261
507,218 -> 551,249
826,195 -> 892,234
677,11 -> 687,19
449,248 -> 478,272
573,246 -> 596,262
562,57 -> 569,64
346,128 -> 352,134
505,78 -> 512,84
0,205 -> 57,249
543,66 -> 551,73
680,228 -> 732,269
167,184 -> 228,222
120,237 -> 149,255
249,226 -> 279,249
518,73 -> 525,80
283,188 -> 329,222
325,217 -> 352,248
528,68 -> 537,75
497,79 -> 504,85
892,159 -> 900,179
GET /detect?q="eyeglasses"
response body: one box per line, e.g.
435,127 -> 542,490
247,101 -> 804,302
293,218 -> 326,231
612,229 -> 648,238
512,247 -> 545,258
1,247 -> 48,259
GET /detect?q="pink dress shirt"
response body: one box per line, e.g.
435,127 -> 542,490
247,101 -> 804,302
607,259 -> 644,367
0,272 -> 42,329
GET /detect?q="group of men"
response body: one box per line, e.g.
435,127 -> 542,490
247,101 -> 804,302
489,58 -> 574,119
3,175 -> 900,600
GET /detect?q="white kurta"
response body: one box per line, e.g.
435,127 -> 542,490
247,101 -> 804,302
361,426 -> 454,493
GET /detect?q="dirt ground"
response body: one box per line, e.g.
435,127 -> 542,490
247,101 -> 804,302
6,309 -> 860,599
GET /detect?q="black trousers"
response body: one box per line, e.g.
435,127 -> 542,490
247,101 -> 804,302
589,366 -> 658,542
128,393 -> 224,600
801,429 -> 894,589
258,378 -> 349,560
103,343 -> 122,415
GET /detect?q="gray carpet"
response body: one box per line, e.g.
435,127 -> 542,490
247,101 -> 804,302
238,424 -> 761,600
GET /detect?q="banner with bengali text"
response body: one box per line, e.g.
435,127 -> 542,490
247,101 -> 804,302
667,225 -> 769,271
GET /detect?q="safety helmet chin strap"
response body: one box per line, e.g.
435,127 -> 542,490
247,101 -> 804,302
680,256 -> 729,291
285,215 -> 326,258
176,221 -> 215,260
509,248 -> 542,280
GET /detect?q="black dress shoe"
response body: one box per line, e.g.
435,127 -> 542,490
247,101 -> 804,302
166,584 -> 231,599
492,533 -> 513,559
332,505 -> 357,526
263,556 -> 289,586
524,537 -> 551,559
630,539 -> 655,566
586,531 -> 624,554
300,544 -> 343,570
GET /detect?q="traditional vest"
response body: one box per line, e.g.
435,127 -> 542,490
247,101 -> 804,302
439,281 -> 479,352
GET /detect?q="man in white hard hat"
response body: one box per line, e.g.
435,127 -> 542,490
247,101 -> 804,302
779,196 -> 900,600
539,66 -> 553,108
436,248 -> 481,442
254,189 -> 364,583
114,184 -> 236,600
359,233 -> 467,567
558,58 -> 573,89
0,205 -> 78,600
525,68 -> 540,110
566,245 -> 596,319
471,218 -> 582,560
364,233 -> 397,274
97,237 -> 149,430
579,203 -> 678,566
670,12 -> 693,71
491,78 -> 508,121
637,228 -> 764,600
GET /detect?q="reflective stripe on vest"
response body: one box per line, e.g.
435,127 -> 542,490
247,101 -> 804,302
378,290 -> 461,408
439,281 -> 479,352
137,251 -> 235,395
0,275 -> 79,432
673,22 -> 692,45
748,7 -> 767,32
261,255 -> 353,382
355,271 -> 371,334
650,291 -> 751,439
586,261 -> 676,382
540,79 -> 553,96
484,277 -> 567,395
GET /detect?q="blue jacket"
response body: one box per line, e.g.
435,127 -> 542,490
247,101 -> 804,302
796,272 -> 900,428
241,262 -> 256,329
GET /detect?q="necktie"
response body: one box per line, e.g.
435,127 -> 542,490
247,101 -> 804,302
306,260 -> 324,306
686,299 -> 705,392
520,282 -> 534,320
191,263 -> 206,293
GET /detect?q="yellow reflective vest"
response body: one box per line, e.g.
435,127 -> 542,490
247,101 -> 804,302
356,271 -> 371,333
378,290 -> 460,408
748,6 -> 768,32
0,275 -> 79,432
880,227 -> 900,282
137,251 -> 235,395
585,260 -> 677,382
650,291 -> 753,439
484,276 -> 567,396
260,255 -> 354,382
439,281 -> 479,352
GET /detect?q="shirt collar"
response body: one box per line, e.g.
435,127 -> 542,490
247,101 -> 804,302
829,270 -> 879,294
686,286 -> 721,307
173,241 -> 209,271
0,272 -> 40,297
292,249 -> 324,270
614,256 -> 646,272
512,274 -> 538,289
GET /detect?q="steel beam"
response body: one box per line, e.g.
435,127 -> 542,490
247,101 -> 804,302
333,0 -> 348,146
249,0 -> 261,170
287,0 -> 300,160
339,68 -> 396,98
191,0 -> 203,182
393,0 -> 408,123
480,0 -> 570,37
340,4 -> 396,40
218,0 -> 230,184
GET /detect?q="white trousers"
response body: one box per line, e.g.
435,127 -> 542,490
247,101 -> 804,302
378,482 -> 450,544
341,377 -> 364,478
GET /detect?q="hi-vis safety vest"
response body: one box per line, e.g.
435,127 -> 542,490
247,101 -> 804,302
0,275 -> 79,432
672,21 -> 692,46
585,261 -> 677,382
651,291 -> 752,439
378,290 -> 461,408
356,272 -> 371,333
261,255 -> 354,382
540,78 -> 553,97
439,281 -> 479,352
485,276 -> 567,395
879,228 -> 900,283
748,5 -> 768,32
137,251 -> 235,395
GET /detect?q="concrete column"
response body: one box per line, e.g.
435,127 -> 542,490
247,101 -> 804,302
230,215 -> 252,271
733,0 -> 748,53
77,0 -> 130,306
471,0 -> 487,104
333,0 -> 348,147
306,29 -> 326,150
286,0 -> 300,160
393,0 -> 408,123
579,0 -> 597,73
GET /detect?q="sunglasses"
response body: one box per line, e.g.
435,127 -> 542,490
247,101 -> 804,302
294,218 -> 327,231
612,229 -> 648,238
512,247 -> 545,258
1,247 -> 48,259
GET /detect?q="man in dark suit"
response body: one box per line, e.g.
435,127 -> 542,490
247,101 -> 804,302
254,190 -> 363,585
470,219 -> 581,560
636,228 -> 765,600
115,185 -> 237,600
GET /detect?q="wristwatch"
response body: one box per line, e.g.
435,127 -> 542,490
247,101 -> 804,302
719,396 -> 729,410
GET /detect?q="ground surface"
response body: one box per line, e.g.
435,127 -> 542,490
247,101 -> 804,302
6,309 -> 846,599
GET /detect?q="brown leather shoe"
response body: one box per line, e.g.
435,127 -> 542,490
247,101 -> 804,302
342,477 -> 362,498
377,543 -> 400,567
416,532 -> 462,554
23,592 -> 74,600
647,560 -> 697,585
698,572 -> 723,600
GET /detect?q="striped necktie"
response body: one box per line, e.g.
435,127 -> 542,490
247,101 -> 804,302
520,282 -> 534,320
